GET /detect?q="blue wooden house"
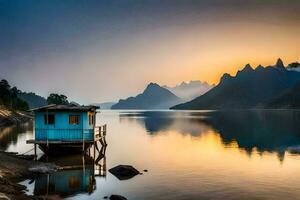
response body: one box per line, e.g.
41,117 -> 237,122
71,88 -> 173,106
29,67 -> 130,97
27,104 -> 106,154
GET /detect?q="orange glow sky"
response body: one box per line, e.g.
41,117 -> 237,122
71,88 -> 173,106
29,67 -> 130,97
1,1 -> 300,103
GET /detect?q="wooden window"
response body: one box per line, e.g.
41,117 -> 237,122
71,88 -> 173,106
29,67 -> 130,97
44,114 -> 55,125
69,115 -> 80,125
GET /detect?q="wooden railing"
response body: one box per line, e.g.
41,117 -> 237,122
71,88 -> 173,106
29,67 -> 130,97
94,124 -> 107,140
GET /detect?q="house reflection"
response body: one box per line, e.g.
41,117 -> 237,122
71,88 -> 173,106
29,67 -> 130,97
33,146 -> 106,198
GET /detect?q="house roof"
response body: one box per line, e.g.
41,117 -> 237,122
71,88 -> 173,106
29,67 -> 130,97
30,104 -> 99,112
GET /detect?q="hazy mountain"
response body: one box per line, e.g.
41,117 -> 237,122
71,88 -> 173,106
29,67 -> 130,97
17,92 -> 47,109
111,83 -> 182,109
92,102 -> 116,109
264,80 -> 300,108
163,80 -> 214,101
172,59 -> 300,110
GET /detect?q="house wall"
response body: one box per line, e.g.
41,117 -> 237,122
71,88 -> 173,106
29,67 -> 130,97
35,111 -> 95,141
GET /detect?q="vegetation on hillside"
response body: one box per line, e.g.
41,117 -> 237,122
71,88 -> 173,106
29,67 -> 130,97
0,79 -> 29,111
17,92 -> 47,109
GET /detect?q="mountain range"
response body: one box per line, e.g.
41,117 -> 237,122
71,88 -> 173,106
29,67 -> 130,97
111,83 -> 183,109
92,102 -> 116,110
163,81 -> 214,101
172,59 -> 300,110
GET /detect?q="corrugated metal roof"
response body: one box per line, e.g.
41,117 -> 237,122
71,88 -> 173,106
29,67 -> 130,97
30,104 -> 99,112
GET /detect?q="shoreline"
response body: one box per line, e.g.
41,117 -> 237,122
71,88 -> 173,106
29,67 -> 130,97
0,107 -> 38,199
0,151 -> 38,200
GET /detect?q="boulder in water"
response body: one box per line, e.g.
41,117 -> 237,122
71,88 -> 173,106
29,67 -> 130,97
110,195 -> 127,200
109,165 -> 140,180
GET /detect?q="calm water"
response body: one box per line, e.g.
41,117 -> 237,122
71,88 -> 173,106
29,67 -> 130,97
2,110 -> 300,200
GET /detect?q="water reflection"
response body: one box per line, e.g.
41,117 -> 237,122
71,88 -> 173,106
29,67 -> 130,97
0,122 -> 33,151
119,110 -> 300,159
4,110 -> 300,199
203,110 -> 300,155
34,155 -> 95,198
29,146 -> 107,199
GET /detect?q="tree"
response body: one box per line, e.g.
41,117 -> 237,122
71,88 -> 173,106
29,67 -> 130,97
0,79 -> 11,106
0,79 -> 29,110
47,93 -> 69,105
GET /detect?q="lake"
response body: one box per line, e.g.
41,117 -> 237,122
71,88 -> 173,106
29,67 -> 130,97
1,110 -> 300,200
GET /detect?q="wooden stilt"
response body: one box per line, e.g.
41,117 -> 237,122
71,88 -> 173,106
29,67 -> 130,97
82,140 -> 85,153
34,144 -> 37,161
94,141 -> 96,159
103,137 -> 107,146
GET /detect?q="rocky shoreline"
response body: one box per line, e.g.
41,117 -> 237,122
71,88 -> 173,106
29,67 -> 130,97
0,150 -> 62,200
0,151 -> 38,200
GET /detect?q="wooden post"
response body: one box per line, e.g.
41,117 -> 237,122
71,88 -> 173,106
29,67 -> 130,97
34,144 -> 37,161
82,140 -> 85,153
94,141 -> 96,159
82,128 -> 85,153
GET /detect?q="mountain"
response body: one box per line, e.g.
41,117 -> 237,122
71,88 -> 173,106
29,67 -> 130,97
92,102 -> 116,109
17,92 -> 47,109
163,81 -> 214,101
111,83 -> 183,109
264,80 -> 300,108
172,59 -> 300,110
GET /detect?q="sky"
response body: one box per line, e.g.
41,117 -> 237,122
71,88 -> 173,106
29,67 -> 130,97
1,0 -> 300,104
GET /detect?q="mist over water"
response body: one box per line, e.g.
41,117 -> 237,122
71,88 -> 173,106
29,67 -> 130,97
2,110 -> 300,199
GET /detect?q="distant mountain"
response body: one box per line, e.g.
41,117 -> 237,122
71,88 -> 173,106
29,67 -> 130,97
17,92 -> 47,109
172,59 -> 300,110
163,81 -> 214,101
111,83 -> 182,109
264,80 -> 300,108
92,102 -> 116,109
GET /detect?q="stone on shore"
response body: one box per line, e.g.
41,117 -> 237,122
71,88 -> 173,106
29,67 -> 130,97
109,165 -> 140,180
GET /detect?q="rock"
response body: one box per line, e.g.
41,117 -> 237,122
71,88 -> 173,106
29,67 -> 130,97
28,163 -> 58,174
143,169 -> 148,172
109,165 -> 140,180
104,196 -> 108,199
110,195 -> 127,200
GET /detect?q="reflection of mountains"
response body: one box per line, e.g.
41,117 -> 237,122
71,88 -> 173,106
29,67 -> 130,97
203,110 -> 300,154
120,111 -> 300,154
119,111 -> 212,136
